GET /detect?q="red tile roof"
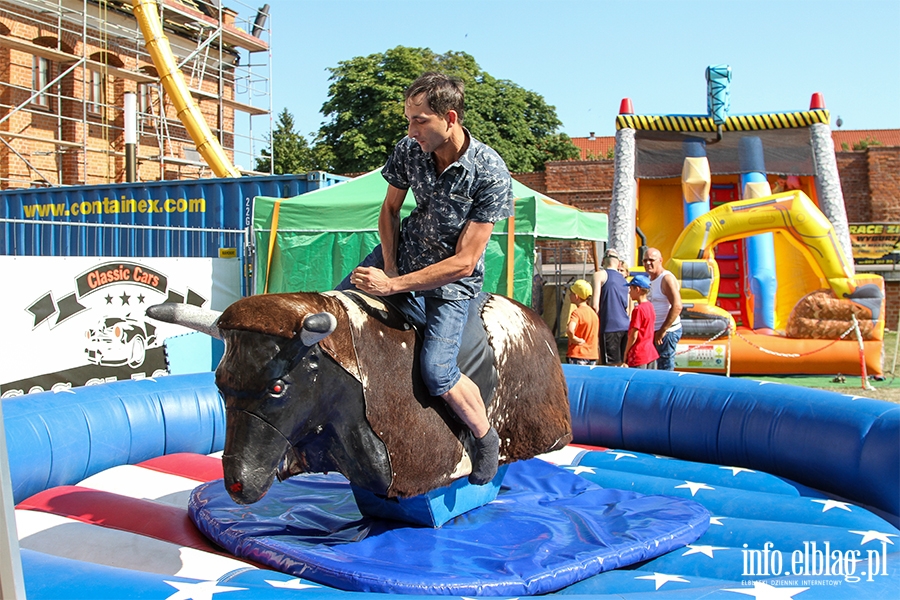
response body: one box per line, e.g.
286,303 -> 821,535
570,129 -> 898,159
569,136 -> 616,160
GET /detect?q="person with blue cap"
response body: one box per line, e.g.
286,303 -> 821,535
623,274 -> 658,369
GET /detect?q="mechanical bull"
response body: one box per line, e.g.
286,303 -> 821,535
147,291 -> 572,504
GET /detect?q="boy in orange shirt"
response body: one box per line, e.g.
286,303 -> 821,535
566,279 -> 600,365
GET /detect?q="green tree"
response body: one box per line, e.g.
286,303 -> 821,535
585,148 -> 615,160
256,108 -> 317,174
315,46 -> 579,173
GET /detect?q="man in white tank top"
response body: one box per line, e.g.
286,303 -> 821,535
643,248 -> 683,371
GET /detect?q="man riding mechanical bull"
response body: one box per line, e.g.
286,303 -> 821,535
148,72 -> 572,504
340,71 -> 513,485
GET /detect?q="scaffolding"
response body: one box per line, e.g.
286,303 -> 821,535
0,0 -> 272,188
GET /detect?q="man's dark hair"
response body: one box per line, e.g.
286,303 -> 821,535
405,72 -> 465,124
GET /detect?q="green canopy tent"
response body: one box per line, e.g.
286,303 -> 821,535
253,169 -> 607,307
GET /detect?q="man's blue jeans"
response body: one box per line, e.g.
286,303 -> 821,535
654,326 -> 682,371
420,296 -> 469,396
337,245 -> 468,396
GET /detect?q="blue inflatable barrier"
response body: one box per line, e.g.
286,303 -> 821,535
3,372 -> 223,503
564,365 -> 900,521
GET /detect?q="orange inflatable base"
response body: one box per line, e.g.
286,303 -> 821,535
674,331 -> 883,376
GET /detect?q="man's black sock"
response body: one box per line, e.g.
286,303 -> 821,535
468,427 -> 499,485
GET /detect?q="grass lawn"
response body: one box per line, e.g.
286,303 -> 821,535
732,329 -> 900,404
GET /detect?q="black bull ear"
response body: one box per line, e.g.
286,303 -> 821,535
300,312 -> 337,346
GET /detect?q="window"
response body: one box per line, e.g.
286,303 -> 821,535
87,69 -> 104,115
32,56 -> 50,108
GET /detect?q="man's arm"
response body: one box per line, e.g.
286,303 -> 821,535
590,270 -> 608,313
654,273 -> 683,342
351,219 -> 496,296
378,184 -> 408,277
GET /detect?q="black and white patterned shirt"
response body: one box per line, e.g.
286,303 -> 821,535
382,131 -> 513,299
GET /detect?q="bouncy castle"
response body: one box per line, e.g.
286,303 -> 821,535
607,65 -> 884,375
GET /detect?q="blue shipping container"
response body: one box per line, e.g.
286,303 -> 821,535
0,172 -> 347,296
0,172 -> 347,258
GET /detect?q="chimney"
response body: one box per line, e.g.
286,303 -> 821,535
589,132 -> 595,140
222,7 -> 237,27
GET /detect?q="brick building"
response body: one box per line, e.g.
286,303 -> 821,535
514,130 -> 900,327
0,0 -> 270,188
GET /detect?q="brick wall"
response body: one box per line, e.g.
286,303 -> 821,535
512,171 -> 545,193
836,147 -> 900,222
886,281 -> 900,331
867,147 -> 900,221
544,160 -> 614,213
0,6 -> 236,187
838,147 -> 900,330
520,147 -> 900,230
837,152 -> 871,222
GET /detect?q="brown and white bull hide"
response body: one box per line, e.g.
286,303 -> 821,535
186,291 -> 571,500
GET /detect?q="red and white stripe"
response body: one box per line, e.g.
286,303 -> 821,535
15,453 -> 257,580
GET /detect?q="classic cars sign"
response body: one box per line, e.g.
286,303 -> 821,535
0,256 -> 240,398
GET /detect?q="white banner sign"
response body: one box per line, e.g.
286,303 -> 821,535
1,256 -> 240,397
674,343 -> 728,370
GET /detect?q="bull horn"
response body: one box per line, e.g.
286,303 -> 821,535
146,303 -> 223,340
300,312 -> 337,346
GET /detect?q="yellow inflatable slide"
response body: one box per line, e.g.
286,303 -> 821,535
665,191 -> 884,375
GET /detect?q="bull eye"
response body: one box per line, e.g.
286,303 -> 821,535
268,379 -> 287,398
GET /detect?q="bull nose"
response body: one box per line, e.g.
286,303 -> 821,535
222,452 -> 276,504
222,409 -> 293,505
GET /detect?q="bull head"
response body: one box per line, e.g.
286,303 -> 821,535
214,310 -> 345,504
147,299 -> 390,504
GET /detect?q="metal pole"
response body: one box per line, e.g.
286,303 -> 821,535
891,310 -> 900,380
0,400 -> 26,600
124,92 -> 137,182
852,315 -> 875,391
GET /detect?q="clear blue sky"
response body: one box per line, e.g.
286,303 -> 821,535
235,0 -> 900,143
